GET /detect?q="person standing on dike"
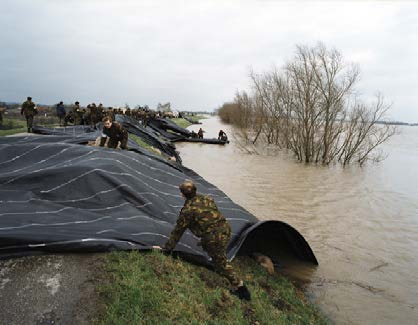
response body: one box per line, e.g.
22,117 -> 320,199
21,96 -> 37,133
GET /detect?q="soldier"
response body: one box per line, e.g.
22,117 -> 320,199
64,110 -> 73,126
159,181 -> 251,301
81,108 -> 88,125
111,108 -> 117,121
72,101 -> 83,125
89,103 -> 98,128
197,128 -> 204,139
143,111 -> 151,128
99,116 -> 129,150
56,101 -> 66,126
0,107 -> 4,127
218,130 -> 228,141
21,96 -> 37,132
97,103 -> 104,122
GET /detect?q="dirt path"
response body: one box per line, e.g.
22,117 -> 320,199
0,254 -> 104,325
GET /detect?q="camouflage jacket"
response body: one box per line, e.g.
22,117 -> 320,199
72,104 -> 82,117
163,194 -> 230,251
89,105 -> 98,117
21,100 -> 36,116
99,122 -> 128,145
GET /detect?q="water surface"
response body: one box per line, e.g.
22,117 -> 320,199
177,117 -> 418,324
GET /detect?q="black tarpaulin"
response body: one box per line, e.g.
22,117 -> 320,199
0,132 -> 318,265
148,117 -> 191,138
174,138 -> 229,145
114,115 -> 182,162
117,115 -> 228,146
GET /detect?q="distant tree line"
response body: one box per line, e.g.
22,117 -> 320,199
218,43 -> 396,166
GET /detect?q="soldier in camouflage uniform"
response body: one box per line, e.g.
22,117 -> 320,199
97,103 -> 104,122
143,111 -> 150,128
0,107 -> 4,127
89,103 -> 98,128
162,181 -> 251,301
125,107 -> 131,117
99,116 -> 129,150
73,101 -> 83,125
21,97 -> 37,132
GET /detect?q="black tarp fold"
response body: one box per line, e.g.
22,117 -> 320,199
0,122 -> 317,266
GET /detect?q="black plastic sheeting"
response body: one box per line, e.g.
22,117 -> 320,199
114,115 -> 182,163
148,117 -> 191,138
0,125 -> 318,266
176,138 -> 229,145
117,115 -> 227,146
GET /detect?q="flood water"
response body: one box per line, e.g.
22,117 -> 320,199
176,117 -> 418,324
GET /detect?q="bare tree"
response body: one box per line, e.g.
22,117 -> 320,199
338,94 -> 396,165
218,43 -> 396,166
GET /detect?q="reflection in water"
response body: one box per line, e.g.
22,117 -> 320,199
177,117 -> 418,325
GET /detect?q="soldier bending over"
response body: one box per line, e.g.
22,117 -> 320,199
99,116 -> 129,150
160,180 -> 251,301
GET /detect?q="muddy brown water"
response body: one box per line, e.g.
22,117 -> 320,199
176,117 -> 418,324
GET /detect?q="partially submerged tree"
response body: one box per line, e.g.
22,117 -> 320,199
220,43 -> 396,166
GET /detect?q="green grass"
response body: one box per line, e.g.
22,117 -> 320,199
0,117 -> 61,136
0,118 -> 27,136
172,118 -> 193,129
130,134 -> 163,156
172,115 -> 207,129
96,251 -> 326,324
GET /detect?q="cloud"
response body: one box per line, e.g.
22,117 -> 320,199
1,0 -> 417,121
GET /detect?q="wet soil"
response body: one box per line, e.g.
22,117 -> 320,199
0,253 -> 105,325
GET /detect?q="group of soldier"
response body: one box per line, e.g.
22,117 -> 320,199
19,97 -> 169,132
58,101 -> 107,128
20,98 -> 229,146
189,128 -> 228,142
56,101 -> 171,129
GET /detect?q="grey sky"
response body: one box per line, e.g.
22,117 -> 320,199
1,1 -> 417,122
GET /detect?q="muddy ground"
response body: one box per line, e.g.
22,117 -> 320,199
0,254 -> 104,325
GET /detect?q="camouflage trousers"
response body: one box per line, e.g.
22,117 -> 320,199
74,115 -> 82,125
202,226 -> 241,287
24,115 -> 34,130
108,135 -> 128,150
90,114 -> 99,128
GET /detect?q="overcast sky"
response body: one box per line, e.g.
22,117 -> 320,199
1,0 -> 417,122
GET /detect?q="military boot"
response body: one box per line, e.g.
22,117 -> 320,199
230,285 -> 251,301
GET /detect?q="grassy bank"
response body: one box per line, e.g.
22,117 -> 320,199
0,117 -> 60,136
0,118 -> 27,136
172,115 -> 206,129
129,134 -> 163,156
96,251 -> 326,324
